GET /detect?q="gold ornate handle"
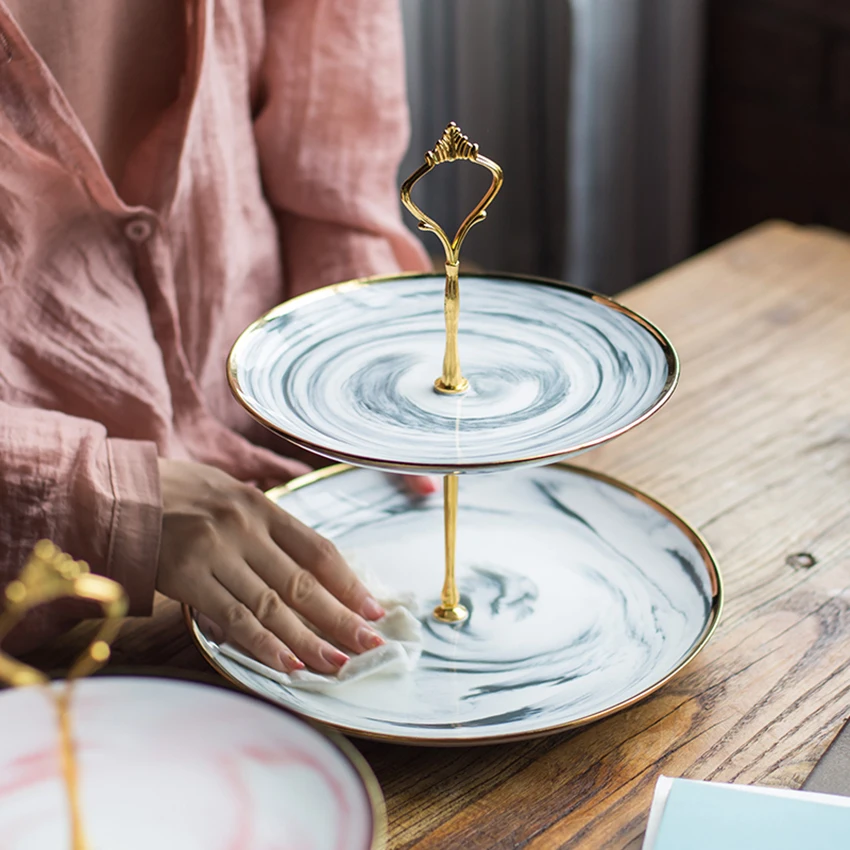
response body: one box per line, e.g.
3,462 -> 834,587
0,540 -> 128,687
401,123 -> 503,395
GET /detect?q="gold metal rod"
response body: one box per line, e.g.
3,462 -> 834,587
56,686 -> 88,850
433,474 -> 469,624
434,261 -> 469,394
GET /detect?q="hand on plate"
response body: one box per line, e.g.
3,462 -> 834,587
155,459 -> 435,674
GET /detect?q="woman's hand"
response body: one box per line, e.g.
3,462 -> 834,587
155,459 -> 389,674
401,474 -> 438,497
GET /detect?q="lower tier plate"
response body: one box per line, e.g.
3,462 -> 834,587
188,464 -> 721,745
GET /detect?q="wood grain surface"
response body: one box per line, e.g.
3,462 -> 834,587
18,221 -> 850,848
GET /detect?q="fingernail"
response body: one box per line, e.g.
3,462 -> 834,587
362,596 -> 385,620
357,627 -> 385,651
322,646 -> 350,670
409,476 -> 438,496
280,653 -> 305,673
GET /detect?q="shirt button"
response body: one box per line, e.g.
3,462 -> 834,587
125,218 -> 153,243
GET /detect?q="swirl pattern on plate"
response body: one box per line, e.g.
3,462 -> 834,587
228,275 -> 677,472
191,465 -> 720,743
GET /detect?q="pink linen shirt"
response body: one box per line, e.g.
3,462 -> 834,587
0,0 -> 428,650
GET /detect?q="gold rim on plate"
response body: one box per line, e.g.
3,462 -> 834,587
226,271 -> 681,473
185,462 -> 722,747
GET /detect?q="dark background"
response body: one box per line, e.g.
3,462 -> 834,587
701,0 -> 850,247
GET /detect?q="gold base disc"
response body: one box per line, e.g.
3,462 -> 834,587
434,377 -> 470,395
432,603 -> 469,624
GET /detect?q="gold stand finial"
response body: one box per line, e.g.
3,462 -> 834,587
0,540 -> 128,686
0,541 -> 128,850
401,122 -> 503,395
425,122 -> 479,166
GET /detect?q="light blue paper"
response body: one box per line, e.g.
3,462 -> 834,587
652,778 -> 850,850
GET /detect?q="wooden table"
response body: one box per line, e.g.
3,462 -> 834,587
22,221 -> 850,848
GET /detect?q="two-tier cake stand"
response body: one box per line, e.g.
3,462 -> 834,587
188,125 -> 722,745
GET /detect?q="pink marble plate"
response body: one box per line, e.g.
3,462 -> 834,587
0,676 -> 384,849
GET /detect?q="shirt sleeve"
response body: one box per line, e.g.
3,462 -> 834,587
253,0 -> 430,297
0,402 -> 161,654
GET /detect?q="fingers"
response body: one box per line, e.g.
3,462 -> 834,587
266,507 -> 385,622
403,475 -> 438,497
285,460 -> 313,479
212,551 -> 359,675
196,550 -> 381,676
248,535 -> 385,658
197,614 -> 224,643
385,473 -> 438,498
197,572 -> 304,674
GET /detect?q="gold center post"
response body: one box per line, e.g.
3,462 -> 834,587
56,686 -> 88,850
433,473 -> 468,623
434,261 -> 469,394
400,123 -> 503,624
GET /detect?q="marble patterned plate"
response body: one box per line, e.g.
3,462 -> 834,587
227,273 -> 678,473
188,464 -> 721,745
0,677 -> 384,849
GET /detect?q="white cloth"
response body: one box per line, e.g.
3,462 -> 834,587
211,572 -> 422,693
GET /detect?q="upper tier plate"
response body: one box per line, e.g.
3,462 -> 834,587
228,273 -> 678,473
